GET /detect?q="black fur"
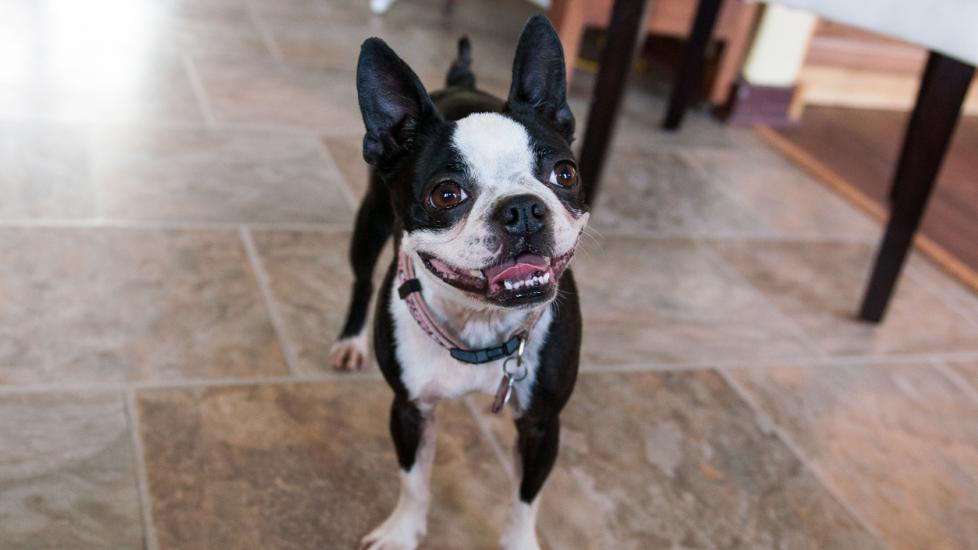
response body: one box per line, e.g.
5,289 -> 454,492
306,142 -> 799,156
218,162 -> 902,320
340,14 -> 584,506
445,37 -> 476,89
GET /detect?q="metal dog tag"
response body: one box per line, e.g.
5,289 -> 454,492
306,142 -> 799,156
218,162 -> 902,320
491,374 -> 514,414
490,337 -> 528,415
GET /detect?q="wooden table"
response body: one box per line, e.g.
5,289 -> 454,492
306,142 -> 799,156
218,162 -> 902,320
579,0 -> 976,323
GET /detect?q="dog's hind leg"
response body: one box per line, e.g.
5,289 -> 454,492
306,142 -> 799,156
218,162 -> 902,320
362,397 -> 436,550
501,413 -> 560,550
330,170 -> 393,370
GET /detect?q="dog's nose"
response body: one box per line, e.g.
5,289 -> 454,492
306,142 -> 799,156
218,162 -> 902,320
495,194 -> 547,236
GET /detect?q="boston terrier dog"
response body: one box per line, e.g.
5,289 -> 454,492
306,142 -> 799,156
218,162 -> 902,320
329,15 -> 589,550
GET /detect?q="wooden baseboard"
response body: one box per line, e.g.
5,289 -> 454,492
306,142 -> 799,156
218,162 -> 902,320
754,125 -> 978,295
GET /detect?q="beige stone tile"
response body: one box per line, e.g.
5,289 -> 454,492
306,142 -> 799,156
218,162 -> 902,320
94,127 -> 353,224
137,380 -> 513,549
248,0 -> 366,19
567,73 -> 754,153
322,135 -> 369,200
168,18 -> 275,63
0,228 -> 287,384
906,252 -> 978,327
572,237 -> 816,365
588,147 -> 772,236
250,230 -> 392,375
250,230 -> 355,374
261,13 -> 518,86
0,123 -> 94,220
710,241 -> 978,356
730,362 -> 978,549
194,61 -> 362,131
684,147 -> 880,238
948,361 -> 978,396
472,371 -> 883,549
155,0 -> 252,21
0,391 -> 143,549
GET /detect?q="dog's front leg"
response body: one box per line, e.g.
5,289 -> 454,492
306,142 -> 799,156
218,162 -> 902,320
501,414 -> 560,550
362,396 -> 436,550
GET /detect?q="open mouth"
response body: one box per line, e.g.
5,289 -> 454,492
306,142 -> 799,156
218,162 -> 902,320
419,250 -> 574,306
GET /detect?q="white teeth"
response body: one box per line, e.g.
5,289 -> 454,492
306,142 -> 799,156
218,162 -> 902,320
469,269 -> 484,279
501,273 -> 553,292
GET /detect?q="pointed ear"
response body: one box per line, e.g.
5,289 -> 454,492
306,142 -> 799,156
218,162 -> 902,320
507,15 -> 575,140
357,38 -> 438,167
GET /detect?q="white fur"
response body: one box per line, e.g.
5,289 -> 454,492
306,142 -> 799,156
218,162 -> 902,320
362,410 -> 437,550
500,500 -> 542,550
328,332 -> 368,370
390,252 -> 551,408
369,0 -> 397,14
401,113 -> 589,288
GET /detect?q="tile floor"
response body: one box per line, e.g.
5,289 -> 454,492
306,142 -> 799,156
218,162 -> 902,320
2,1 -> 978,549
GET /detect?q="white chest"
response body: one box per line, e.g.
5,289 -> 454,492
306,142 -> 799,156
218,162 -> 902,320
388,278 -> 552,408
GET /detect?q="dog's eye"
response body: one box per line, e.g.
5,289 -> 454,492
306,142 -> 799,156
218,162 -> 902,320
549,161 -> 578,188
428,180 -> 468,210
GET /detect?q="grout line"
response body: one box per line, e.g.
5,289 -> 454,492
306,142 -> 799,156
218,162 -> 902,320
462,396 -> 515,480
0,371 -> 383,396
182,54 -> 217,127
86,126 -> 102,220
590,227 -> 881,243
933,359 -> 978,405
240,227 -> 301,376
694,239 -> 830,359
579,350 -> 978,373
124,390 -> 160,550
245,0 -> 286,65
903,262 -> 978,332
3,352 -> 978,396
0,110 -> 368,138
716,369 -> 892,548
316,138 -> 360,211
0,218 -> 352,232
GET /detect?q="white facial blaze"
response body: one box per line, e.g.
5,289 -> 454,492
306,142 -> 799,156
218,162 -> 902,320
402,113 -> 588,272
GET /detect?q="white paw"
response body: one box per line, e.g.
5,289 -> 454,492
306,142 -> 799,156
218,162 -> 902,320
369,0 -> 396,14
359,510 -> 425,550
501,500 -> 541,550
329,333 -> 368,371
500,529 -> 541,550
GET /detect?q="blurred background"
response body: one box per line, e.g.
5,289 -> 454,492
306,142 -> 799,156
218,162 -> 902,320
1,0 -> 976,548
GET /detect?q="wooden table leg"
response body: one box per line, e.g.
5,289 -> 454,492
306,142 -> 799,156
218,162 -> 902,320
662,0 -> 723,130
548,0 -> 586,86
859,51 -> 975,322
578,0 -> 653,204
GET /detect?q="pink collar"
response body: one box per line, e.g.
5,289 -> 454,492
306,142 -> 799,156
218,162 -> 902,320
396,251 -> 545,364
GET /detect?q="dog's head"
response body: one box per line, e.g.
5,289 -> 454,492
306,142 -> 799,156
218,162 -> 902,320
356,15 -> 588,309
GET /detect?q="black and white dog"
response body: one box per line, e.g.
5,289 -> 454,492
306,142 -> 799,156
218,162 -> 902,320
329,15 -> 589,550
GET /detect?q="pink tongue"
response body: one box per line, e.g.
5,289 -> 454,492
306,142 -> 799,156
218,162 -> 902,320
485,253 -> 548,287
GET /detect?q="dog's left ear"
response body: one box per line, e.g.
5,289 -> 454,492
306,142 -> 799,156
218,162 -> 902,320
507,15 -> 575,141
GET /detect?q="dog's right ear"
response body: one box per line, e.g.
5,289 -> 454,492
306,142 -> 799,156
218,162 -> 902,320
357,38 -> 438,167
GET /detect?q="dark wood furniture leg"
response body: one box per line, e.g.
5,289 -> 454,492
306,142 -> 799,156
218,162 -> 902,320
662,0 -> 723,130
578,0 -> 653,204
859,51 -> 975,322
